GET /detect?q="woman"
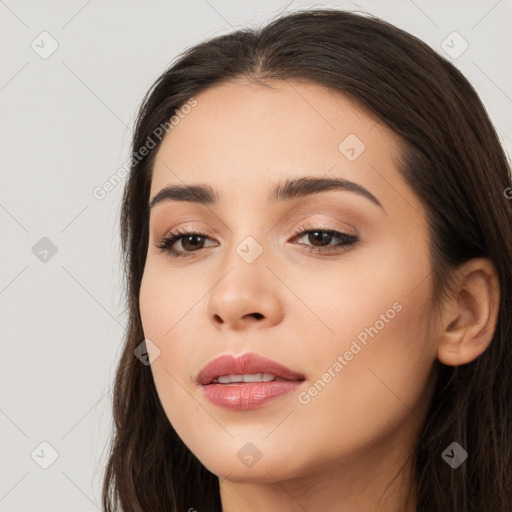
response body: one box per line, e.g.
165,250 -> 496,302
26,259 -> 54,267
102,8 -> 512,511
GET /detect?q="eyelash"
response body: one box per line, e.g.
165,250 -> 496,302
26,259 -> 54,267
153,224 -> 359,259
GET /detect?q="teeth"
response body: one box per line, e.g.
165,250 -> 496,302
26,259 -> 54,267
214,373 -> 276,384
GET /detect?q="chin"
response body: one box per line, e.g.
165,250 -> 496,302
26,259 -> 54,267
210,462 -> 296,484
194,442 -> 308,484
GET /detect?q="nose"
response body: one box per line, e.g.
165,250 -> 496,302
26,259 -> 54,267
206,257 -> 285,331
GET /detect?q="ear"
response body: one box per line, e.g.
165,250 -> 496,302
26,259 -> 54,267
437,258 -> 500,366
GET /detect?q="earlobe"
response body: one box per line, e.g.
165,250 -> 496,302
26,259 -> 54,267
436,258 -> 500,367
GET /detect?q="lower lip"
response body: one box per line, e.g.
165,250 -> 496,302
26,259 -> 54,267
201,381 -> 304,410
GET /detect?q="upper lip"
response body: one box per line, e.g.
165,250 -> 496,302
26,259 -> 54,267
196,353 -> 306,385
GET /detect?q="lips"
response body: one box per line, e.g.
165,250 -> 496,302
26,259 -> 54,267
196,353 -> 305,386
197,353 -> 306,410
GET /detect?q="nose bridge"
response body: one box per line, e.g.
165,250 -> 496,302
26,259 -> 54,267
219,199 -> 272,267
217,227 -> 270,299
228,204 -> 281,277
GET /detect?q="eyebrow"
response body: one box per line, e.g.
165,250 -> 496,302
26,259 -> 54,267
148,176 -> 384,211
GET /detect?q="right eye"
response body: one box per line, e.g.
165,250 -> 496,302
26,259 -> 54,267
154,227 -> 218,258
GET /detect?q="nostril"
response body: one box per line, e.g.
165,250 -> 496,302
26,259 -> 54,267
251,313 -> 264,319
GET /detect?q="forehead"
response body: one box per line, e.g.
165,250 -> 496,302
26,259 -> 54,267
149,79 -> 420,217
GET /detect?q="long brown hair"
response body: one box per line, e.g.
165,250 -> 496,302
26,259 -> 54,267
102,8 -> 512,511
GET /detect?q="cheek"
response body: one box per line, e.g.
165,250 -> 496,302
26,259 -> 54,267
281,239 -> 433,369
285,248 -> 437,449
139,259 -> 203,340
138,262 -> 208,423
139,268 -> 201,383
295,276 -> 437,454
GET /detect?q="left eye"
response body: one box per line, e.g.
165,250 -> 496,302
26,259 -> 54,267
291,228 -> 359,253
154,226 -> 359,258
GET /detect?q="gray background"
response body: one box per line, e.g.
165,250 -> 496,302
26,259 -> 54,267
1,0 -> 511,510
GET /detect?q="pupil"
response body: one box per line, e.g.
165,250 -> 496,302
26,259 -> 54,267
310,231 -> 330,246
184,235 -> 203,250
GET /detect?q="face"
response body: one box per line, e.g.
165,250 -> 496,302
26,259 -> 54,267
139,80 -> 439,486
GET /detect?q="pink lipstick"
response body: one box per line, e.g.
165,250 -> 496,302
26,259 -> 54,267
196,353 -> 306,410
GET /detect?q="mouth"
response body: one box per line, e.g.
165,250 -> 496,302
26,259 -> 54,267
196,353 -> 306,410
196,352 -> 306,386
211,373 -> 294,384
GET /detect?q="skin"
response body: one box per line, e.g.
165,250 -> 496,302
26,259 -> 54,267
139,79 -> 500,511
